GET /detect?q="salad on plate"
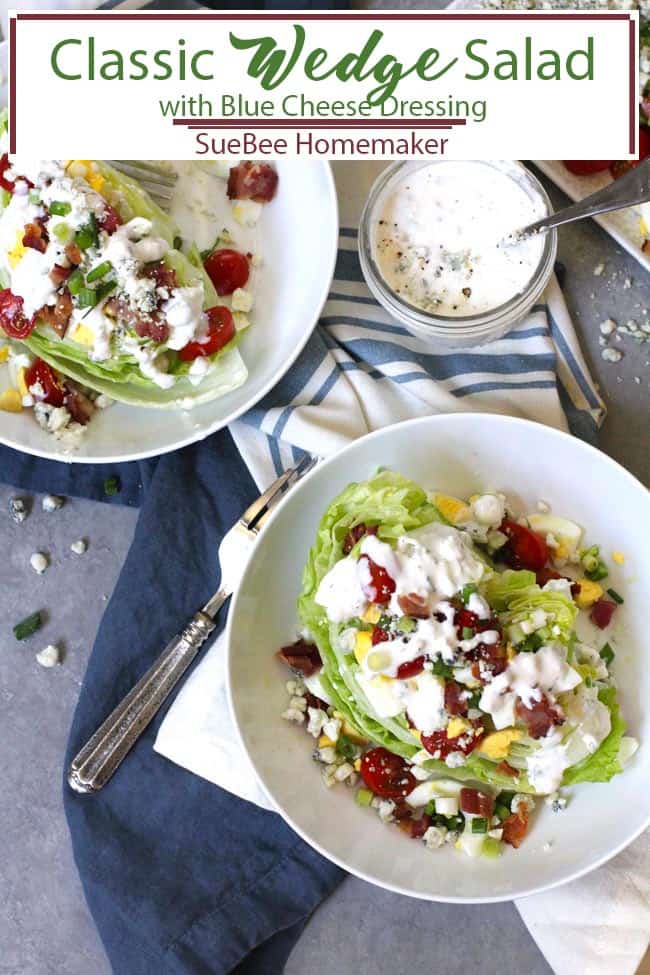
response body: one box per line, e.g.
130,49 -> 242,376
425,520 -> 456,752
0,108 -> 278,449
277,471 -> 637,859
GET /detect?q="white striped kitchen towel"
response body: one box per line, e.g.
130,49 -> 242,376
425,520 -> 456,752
230,162 -> 605,489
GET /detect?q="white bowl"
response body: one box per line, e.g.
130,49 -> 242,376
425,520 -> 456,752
0,151 -> 338,462
228,413 -> 649,902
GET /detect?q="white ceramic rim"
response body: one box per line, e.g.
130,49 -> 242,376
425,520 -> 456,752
226,412 -> 650,903
0,160 -> 339,464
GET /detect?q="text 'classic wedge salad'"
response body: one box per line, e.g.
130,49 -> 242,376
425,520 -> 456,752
277,471 -> 637,858
0,109 -> 278,448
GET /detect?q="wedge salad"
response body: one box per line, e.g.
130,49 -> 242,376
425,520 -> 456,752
277,471 -> 637,858
0,109 -> 277,448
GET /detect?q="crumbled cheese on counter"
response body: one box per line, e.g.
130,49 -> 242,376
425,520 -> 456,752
30,552 -> 48,574
36,643 -> 61,668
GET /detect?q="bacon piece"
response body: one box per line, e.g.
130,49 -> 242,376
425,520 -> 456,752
303,691 -> 328,712
64,382 -> 95,425
496,760 -> 519,778
399,814 -> 432,839
515,694 -> 564,740
98,204 -> 122,234
49,264 -> 71,287
460,788 -> 494,819
22,220 -> 48,253
134,315 -> 169,344
342,522 -> 377,555
276,639 -> 322,677
444,680 -> 468,716
37,289 -> 73,338
227,162 -> 278,203
502,809 -> 529,848
147,262 -> 178,292
397,592 -> 430,619
590,598 -> 617,630
65,243 -> 83,266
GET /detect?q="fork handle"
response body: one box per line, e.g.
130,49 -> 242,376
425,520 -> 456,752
67,600 -> 225,794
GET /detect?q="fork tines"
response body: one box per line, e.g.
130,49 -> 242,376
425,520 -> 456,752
241,455 -> 316,532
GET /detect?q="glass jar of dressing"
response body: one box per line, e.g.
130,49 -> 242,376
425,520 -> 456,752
358,160 -> 557,349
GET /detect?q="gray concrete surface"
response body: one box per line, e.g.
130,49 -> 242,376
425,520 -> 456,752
1,176 -> 649,975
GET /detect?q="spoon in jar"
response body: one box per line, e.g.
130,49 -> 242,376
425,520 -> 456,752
510,157 -> 650,242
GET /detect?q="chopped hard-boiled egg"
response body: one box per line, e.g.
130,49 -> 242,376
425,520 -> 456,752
66,159 -> 105,193
433,493 -> 472,525
446,717 -> 472,739
0,347 -> 8,363
16,367 -> 28,397
478,727 -> 523,761
612,551 -> 625,566
354,630 -> 373,665
0,388 -> 22,412
575,578 -> 604,609
527,513 -> 583,561
8,229 -> 28,269
69,322 -> 94,346
362,604 -> 381,625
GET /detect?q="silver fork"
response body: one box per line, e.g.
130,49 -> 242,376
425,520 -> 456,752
107,160 -> 177,209
67,454 -> 316,795
517,157 -> 650,239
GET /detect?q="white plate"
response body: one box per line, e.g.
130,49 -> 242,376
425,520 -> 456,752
0,39 -> 338,463
228,413 -> 649,902
443,1 -> 649,272
534,160 -> 650,273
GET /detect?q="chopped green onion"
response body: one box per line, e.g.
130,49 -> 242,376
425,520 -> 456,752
378,614 -> 392,631
173,235 -> 183,250
497,790 -> 515,807
482,836 -> 502,858
75,213 -> 99,250
94,281 -> 116,304
461,583 -> 478,603
349,617 -> 372,632
430,659 -> 454,679
585,563 -> 608,582
495,803 -> 511,822
599,643 -> 615,666
606,588 -> 624,605
13,610 -> 42,641
462,626 -> 474,640
67,269 -> 85,296
396,616 -> 416,634
49,200 -> 71,216
424,800 -> 436,816
336,735 -> 356,760
28,190 -> 41,205
76,287 -> 97,309
355,788 -> 373,808
52,222 -> 71,242
471,817 -> 488,834
518,632 -> 543,653
445,814 -> 465,832
86,260 -> 112,283
103,475 -> 121,497
467,690 -> 482,710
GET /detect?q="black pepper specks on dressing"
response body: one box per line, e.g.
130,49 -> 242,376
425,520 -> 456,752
373,163 -> 546,318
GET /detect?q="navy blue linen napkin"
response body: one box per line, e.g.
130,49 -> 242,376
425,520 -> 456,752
27,428 -> 343,975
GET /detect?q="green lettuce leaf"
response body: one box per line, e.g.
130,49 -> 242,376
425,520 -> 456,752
485,569 -> 536,610
562,686 -> 627,786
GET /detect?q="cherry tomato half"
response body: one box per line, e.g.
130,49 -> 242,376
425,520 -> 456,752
203,248 -> 250,297
563,160 -> 612,176
500,519 -> 549,572
178,306 -> 236,362
24,358 -> 66,407
0,289 -> 35,339
359,747 -> 416,799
